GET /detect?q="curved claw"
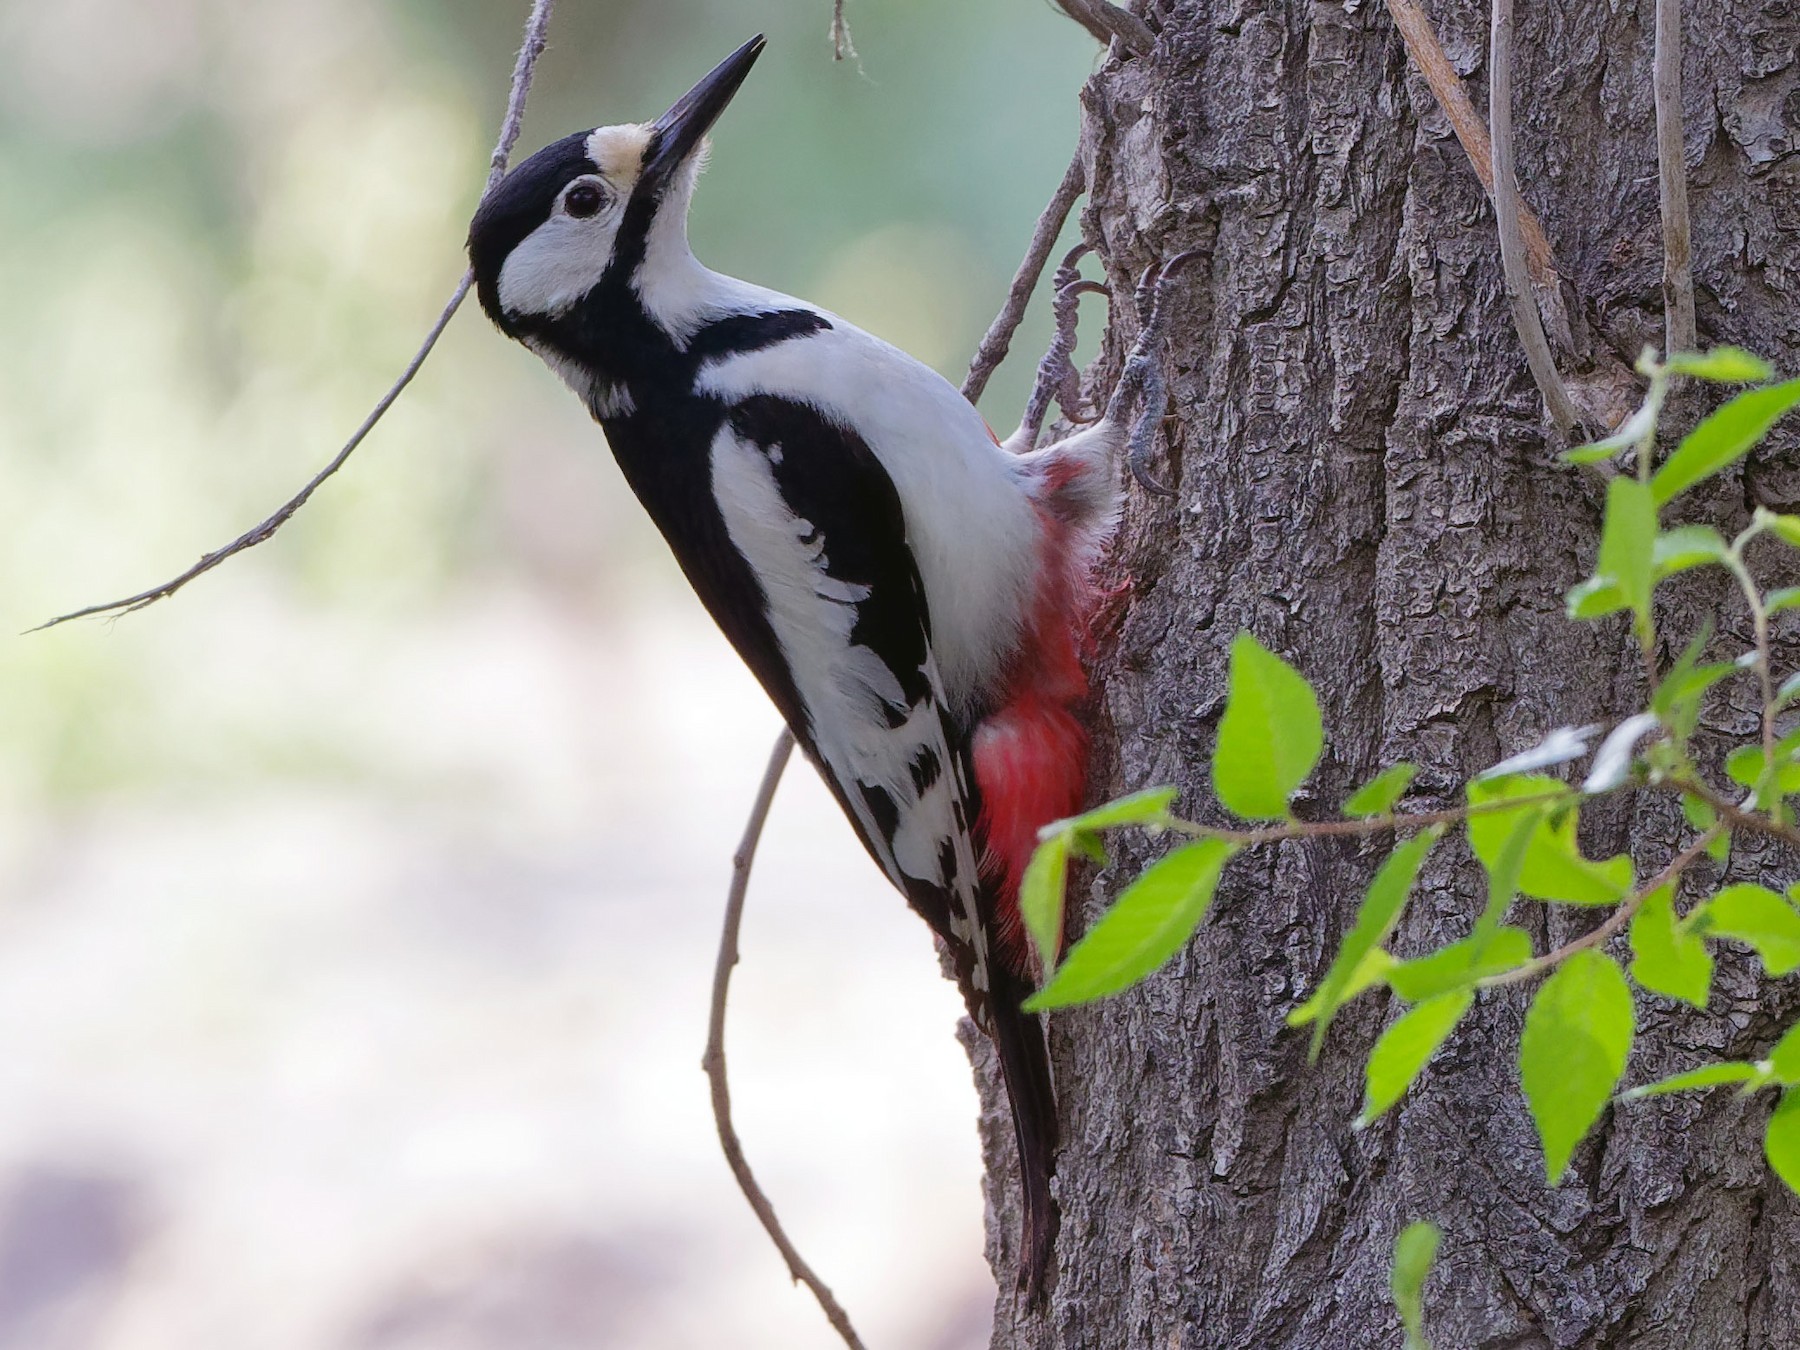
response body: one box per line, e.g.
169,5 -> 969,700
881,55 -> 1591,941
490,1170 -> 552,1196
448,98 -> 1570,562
1047,243 -> 1092,309
1054,241 -> 1092,278
1126,360 -> 1177,497
1129,452 -> 1177,498
1111,249 -> 1202,498
1051,280 -> 1112,420
1012,259 -> 1111,452
1128,414 -> 1178,497
1131,261 -> 1164,325
1057,279 -> 1110,302
1134,249 -> 1203,332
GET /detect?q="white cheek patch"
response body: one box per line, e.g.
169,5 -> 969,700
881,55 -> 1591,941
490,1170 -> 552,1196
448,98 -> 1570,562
496,214 -> 621,319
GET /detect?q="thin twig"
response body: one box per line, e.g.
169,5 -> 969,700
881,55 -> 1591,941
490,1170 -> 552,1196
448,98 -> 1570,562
962,153 -> 1087,405
1054,0 -> 1156,55
1480,825 -> 1723,988
1382,0 -> 1557,291
701,730 -> 867,1350
830,0 -> 857,62
1654,0 -> 1697,355
31,282 -> 470,631
1722,549 -> 1780,801
1675,774 -> 1800,851
1488,0 -> 1583,436
1162,789 -> 1574,847
34,0 -> 559,632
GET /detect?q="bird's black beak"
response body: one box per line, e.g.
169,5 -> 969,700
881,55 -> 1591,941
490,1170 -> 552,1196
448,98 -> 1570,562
638,35 -> 766,197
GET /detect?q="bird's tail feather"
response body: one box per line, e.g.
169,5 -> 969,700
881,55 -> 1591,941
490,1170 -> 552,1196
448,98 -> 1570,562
987,959 -> 1059,1303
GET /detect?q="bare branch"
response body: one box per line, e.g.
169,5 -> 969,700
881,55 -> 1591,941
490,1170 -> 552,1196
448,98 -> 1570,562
962,153 -> 1087,405
34,0 -> 559,632
486,0 -> 558,195
1675,774 -> 1800,853
1654,0 -> 1697,355
701,730 -> 869,1350
31,280 -> 471,632
1488,0 -> 1584,436
830,0 -> 857,62
1480,825 -> 1724,989
1054,0 -> 1156,56
1383,0 -> 1557,291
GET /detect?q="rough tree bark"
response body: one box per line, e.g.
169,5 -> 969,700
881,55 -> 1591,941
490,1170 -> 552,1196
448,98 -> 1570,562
967,1 -> 1800,1345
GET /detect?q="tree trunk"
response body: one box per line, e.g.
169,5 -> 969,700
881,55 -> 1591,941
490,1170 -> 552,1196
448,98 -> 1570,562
971,1 -> 1800,1345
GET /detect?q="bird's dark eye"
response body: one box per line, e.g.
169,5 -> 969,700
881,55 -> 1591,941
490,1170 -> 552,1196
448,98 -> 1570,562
564,183 -> 605,218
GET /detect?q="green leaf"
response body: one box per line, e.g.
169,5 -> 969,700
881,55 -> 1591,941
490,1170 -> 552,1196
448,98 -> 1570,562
1651,377 -> 1800,505
1307,831 -> 1441,1058
1019,832 -> 1071,970
1358,991 -> 1473,1126
1726,745 -> 1764,788
1769,1021 -> 1800,1084
1628,884 -> 1713,1007
1768,587 -> 1800,616
1288,948 -> 1394,1026
1519,950 -> 1635,1182
1344,763 -> 1417,818
1693,884 -> 1800,976
1652,627 -> 1734,740
1025,840 -> 1237,1010
1681,794 -> 1717,834
1766,1090 -> 1800,1194
1722,746 -> 1800,801
1563,400 -> 1655,464
1598,477 -> 1658,629
1652,525 -> 1730,579
1681,794 -> 1728,865
1467,776 -> 1632,905
1765,513 -> 1800,549
1069,832 -> 1109,866
1624,1061 -> 1765,1098
1473,809 -> 1537,940
1665,347 -> 1776,383
1391,1221 -> 1441,1350
1566,576 -> 1629,620
1388,927 -> 1533,1001
1047,786 -> 1180,837
1561,443 -> 1622,466
1213,633 -> 1324,819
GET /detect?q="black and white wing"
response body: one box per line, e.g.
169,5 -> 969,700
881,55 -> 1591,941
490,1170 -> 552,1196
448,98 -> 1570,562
707,394 -> 992,979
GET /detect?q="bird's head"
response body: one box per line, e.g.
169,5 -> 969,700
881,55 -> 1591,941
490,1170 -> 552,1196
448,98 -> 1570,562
467,34 -> 765,339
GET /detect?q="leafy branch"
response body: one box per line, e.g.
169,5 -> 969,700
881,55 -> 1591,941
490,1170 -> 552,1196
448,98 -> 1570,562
1020,345 -> 1800,1194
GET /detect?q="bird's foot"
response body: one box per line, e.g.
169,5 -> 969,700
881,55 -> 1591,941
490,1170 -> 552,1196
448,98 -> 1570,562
1003,244 -> 1109,455
1102,250 -> 1201,499
1006,247 -> 1198,498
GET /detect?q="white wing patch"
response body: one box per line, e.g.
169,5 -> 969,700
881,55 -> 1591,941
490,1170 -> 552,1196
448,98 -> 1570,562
710,425 -> 989,984
684,274 -> 1041,715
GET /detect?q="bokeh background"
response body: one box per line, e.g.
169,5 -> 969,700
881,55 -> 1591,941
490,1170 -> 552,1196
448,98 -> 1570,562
0,1 -> 1098,1346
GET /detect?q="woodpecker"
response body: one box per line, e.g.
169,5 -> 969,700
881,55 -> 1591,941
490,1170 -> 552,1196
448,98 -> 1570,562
467,35 -> 1181,1298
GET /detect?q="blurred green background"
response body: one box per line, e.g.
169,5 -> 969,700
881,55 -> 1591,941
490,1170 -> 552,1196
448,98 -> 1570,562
0,1 -> 1095,1346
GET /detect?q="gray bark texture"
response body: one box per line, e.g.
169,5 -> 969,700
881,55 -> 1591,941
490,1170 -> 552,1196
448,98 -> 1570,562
966,1 -> 1800,1345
